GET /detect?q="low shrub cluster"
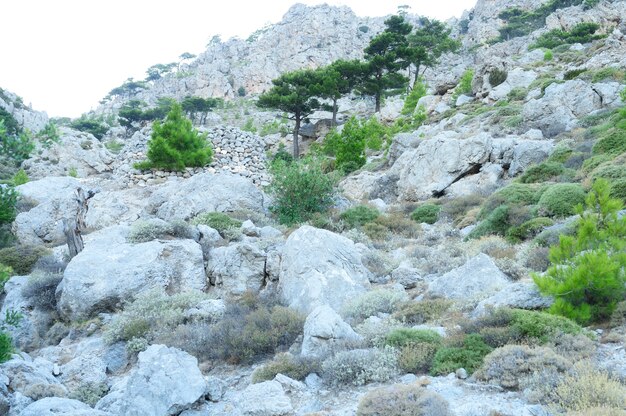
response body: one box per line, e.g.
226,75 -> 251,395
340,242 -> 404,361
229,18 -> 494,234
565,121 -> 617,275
392,299 -> 452,325
357,384 -> 452,416
430,334 -> 492,376
191,212 -> 242,239
0,245 -> 50,275
340,205 -> 380,229
251,353 -> 320,383
343,288 -> 408,323
127,219 -> 194,243
411,204 -> 441,224
530,22 -> 604,50
321,346 -> 399,386
536,183 -> 586,217
21,272 -> 63,312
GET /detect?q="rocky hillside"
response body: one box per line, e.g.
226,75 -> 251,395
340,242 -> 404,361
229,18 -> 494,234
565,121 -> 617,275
1,1 -> 626,415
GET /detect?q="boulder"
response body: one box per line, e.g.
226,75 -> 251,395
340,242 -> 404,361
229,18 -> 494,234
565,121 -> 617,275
96,345 -> 207,416
391,264 -> 423,289
301,305 -> 361,359
0,357 -> 67,401
426,254 -> 510,302
0,276 -> 36,350
487,68 -> 537,101
57,226 -> 206,321
86,187 -> 150,230
473,281 -> 554,317
146,172 -> 265,221
207,242 -> 267,296
13,177 -> 82,247
239,380 -> 292,416
21,397 -> 112,416
278,226 -> 371,314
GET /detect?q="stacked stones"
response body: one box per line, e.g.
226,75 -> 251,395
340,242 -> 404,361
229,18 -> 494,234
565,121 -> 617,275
123,125 -> 275,187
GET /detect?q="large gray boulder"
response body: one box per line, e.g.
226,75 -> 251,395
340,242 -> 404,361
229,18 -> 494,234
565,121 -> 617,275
207,242 -> 267,296
238,380 -> 292,416
278,226 -> 371,314
301,305 -> 361,359
473,281 -> 554,317
13,177 -> 82,247
0,357 -> 67,401
146,172 -> 265,221
0,276 -> 37,350
57,226 -> 206,321
488,68 -> 537,101
21,128 -> 114,180
86,187 -> 151,230
96,345 -> 206,416
21,397 -> 112,416
426,254 -> 511,302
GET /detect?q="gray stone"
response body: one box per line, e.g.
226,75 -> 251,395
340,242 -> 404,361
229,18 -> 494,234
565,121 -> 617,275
473,281 -> 554,317
391,264 -> 423,289
279,226 -> 371,314
488,68 -> 537,101
456,94 -> 474,107
304,373 -> 323,390
0,357 -> 68,400
259,226 -> 283,239
205,376 -> 226,402
57,226 -> 206,321
427,254 -> 510,302
20,397 -> 112,416
239,380 -> 292,416
96,345 -> 207,416
301,305 -> 361,359
241,220 -> 260,237
207,242 -> 267,296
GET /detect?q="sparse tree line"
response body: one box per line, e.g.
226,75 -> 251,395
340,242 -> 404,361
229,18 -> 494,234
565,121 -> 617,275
257,14 -> 459,157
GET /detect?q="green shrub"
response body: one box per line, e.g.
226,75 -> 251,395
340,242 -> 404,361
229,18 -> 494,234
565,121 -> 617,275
392,299 -> 452,325
322,347 -> 398,386
0,309 -> 22,363
506,217 -> 554,242
509,309 -> 584,343
590,164 -> 626,182
489,69 -> 508,87
397,342 -> 440,374
0,245 -> 50,275
411,204 -> 441,224
592,129 -> 626,155
591,67 -> 624,83
0,186 -> 17,226
430,334 -> 492,376
452,69 -> 474,101
401,79 -> 427,115
544,49 -> 554,61
343,289 -> 408,323
251,353 -> 319,383
268,157 -> 335,225
357,384 -> 452,416
537,183 -> 586,217
385,328 -> 442,348
0,264 -> 11,293
609,178 -> 626,202
468,205 -> 511,239
519,161 -> 565,183
340,205 -> 380,229
68,382 -> 109,407
530,22 -> 604,49
564,68 -> 587,81
582,154 -> 613,173
191,212 -> 242,236
534,179 -> 626,324
134,104 -> 212,171
70,115 -> 109,140
507,87 -> 528,101
12,170 -> 28,186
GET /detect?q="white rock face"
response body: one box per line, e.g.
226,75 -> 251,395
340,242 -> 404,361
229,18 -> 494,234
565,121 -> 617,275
473,281 -> 554,316
22,128 -> 114,180
239,380 -> 292,416
488,68 -> 537,101
146,172 -> 266,221
13,177 -> 82,247
96,345 -> 207,416
279,226 -> 371,314
57,226 -> 206,321
21,397 -> 113,416
0,89 -> 48,133
301,305 -> 361,359
0,276 -> 37,350
427,253 -> 511,302
207,242 -> 267,296
0,357 -> 67,400
85,187 -> 150,230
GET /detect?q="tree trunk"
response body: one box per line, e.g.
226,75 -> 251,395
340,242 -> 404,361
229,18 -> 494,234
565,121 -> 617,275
293,116 -> 301,159
63,188 -> 96,259
375,93 -> 381,113
332,98 -> 338,128
413,63 -> 421,87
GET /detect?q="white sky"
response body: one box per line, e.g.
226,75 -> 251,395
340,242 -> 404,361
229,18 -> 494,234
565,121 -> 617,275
1,1 -> 476,118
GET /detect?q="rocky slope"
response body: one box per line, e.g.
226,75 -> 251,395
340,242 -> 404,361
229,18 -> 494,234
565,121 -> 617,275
1,1 -> 626,415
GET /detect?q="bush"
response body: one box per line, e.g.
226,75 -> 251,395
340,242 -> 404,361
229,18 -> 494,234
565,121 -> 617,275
519,161 -> 565,183
509,309 -> 584,343
191,212 -> 242,238
0,310 -> 22,363
489,68 -> 508,87
0,245 -> 50,275
0,186 -> 17,226
357,384 -> 452,416
268,157 -> 336,225
343,289 -> 408,323
21,272 -> 63,312
452,69 -> 474,101
530,22 -> 604,49
134,103 -> 213,171
550,362 -> 626,413
534,180 -> 626,324
322,347 -> 398,386
411,204 -> 441,224
12,170 -> 28,186
397,342 -> 440,374
393,299 -> 452,325
431,334 -> 492,376
68,382 -> 109,407
0,263 -> 11,293
468,205 -> 511,239
340,205 -> 380,229
401,79 -> 427,115
610,178 -> 626,202
70,116 -> 109,140
544,49 -> 554,61
251,353 -> 320,383
475,344 -> 572,390
592,129 -> 626,156
506,217 -> 554,242
537,183 -> 586,217
385,328 -> 442,348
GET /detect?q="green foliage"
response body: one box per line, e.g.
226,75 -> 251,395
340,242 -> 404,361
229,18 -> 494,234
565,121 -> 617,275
537,183 -> 586,217
519,161 -> 566,183
12,170 -> 28,186
385,328 -> 442,348
0,186 -> 17,226
452,69 -> 474,101
530,22 -> 604,50
0,245 -> 50,275
343,289 -> 408,324
609,178 -> 626,202
564,68 -> 587,81
134,103 -> 212,171
191,212 -> 242,237
489,69 -> 508,87
37,122 -> 60,148
268,157 -> 336,225
468,205 -> 511,239
492,183 -> 543,206
68,167 -> 78,178
127,219 -> 193,243
401,78 -> 427,116
340,205 -> 380,229
0,107 -> 20,136
506,217 -> 554,242
334,117 -> 367,172
411,204 -> 441,224
322,347 -> 399,386
70,115 -> 109,139
251,353 -> 319,383
509,309 -> 584,343
105,140 -> 123,153
430,334 -> 492,376
592,129 -> 626,156
241,117 -> 257,133
533,179 -> 626,324
21,272 -> 63,312
0,119 -> 34,164
145,62 -> 176,81
544,49 -> 554,61
0,309 -> 22,363
392,299 -> 452,325
590,67 -> 624,83
0,263 -> 12,293
508,87 -> 528,101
